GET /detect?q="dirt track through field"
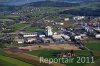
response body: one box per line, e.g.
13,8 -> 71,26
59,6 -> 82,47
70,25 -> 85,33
93,51 -> 100,56
18,44 -> 80,51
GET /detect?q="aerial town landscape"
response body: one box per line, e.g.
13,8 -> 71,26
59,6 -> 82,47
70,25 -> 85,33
0,0 -> 100,66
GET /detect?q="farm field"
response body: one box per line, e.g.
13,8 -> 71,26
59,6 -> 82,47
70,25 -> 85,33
0,41 -> 100,66
7,23 -> 29,30
27,50 -> 100,66
25,26 -> 44,32
0,15 -> 20,19
0,55 -> 33,66
26,42 -> 100,66
85,43 -> 100,52
0,42 -> 100,66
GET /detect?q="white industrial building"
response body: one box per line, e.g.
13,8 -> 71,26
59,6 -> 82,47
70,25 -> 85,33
95,34 -> 100,39
19,32 -> 37,38
46,26 -> 53,36
64,18 -> 69,21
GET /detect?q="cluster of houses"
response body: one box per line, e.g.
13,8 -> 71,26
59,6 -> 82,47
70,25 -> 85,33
15,26 -> 70,44
64,16 -> 85,21
0,16 -> 99,48
82,22 -> 100,39
14,25 -> 88,47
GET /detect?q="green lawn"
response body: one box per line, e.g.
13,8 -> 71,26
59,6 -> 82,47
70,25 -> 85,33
0,55 -> 33,66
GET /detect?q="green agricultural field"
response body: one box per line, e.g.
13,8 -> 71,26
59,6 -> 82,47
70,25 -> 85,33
0,55 -> 33,66
0,19 -> 14,22
27,50 -> 90,58
7,23 -> 29,30
27,49 -> 100,66
0,15 -> 20,19
25,26 -> 44,32
85,43 -> 100,52
69,2 -> 100,10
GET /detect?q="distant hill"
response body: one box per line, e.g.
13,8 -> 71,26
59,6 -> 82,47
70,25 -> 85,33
57,0 -> 100,3
0,0 -> 100,6
59,8 -> 100,16
0,0 -> 43,6
24,1 -> 80,7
